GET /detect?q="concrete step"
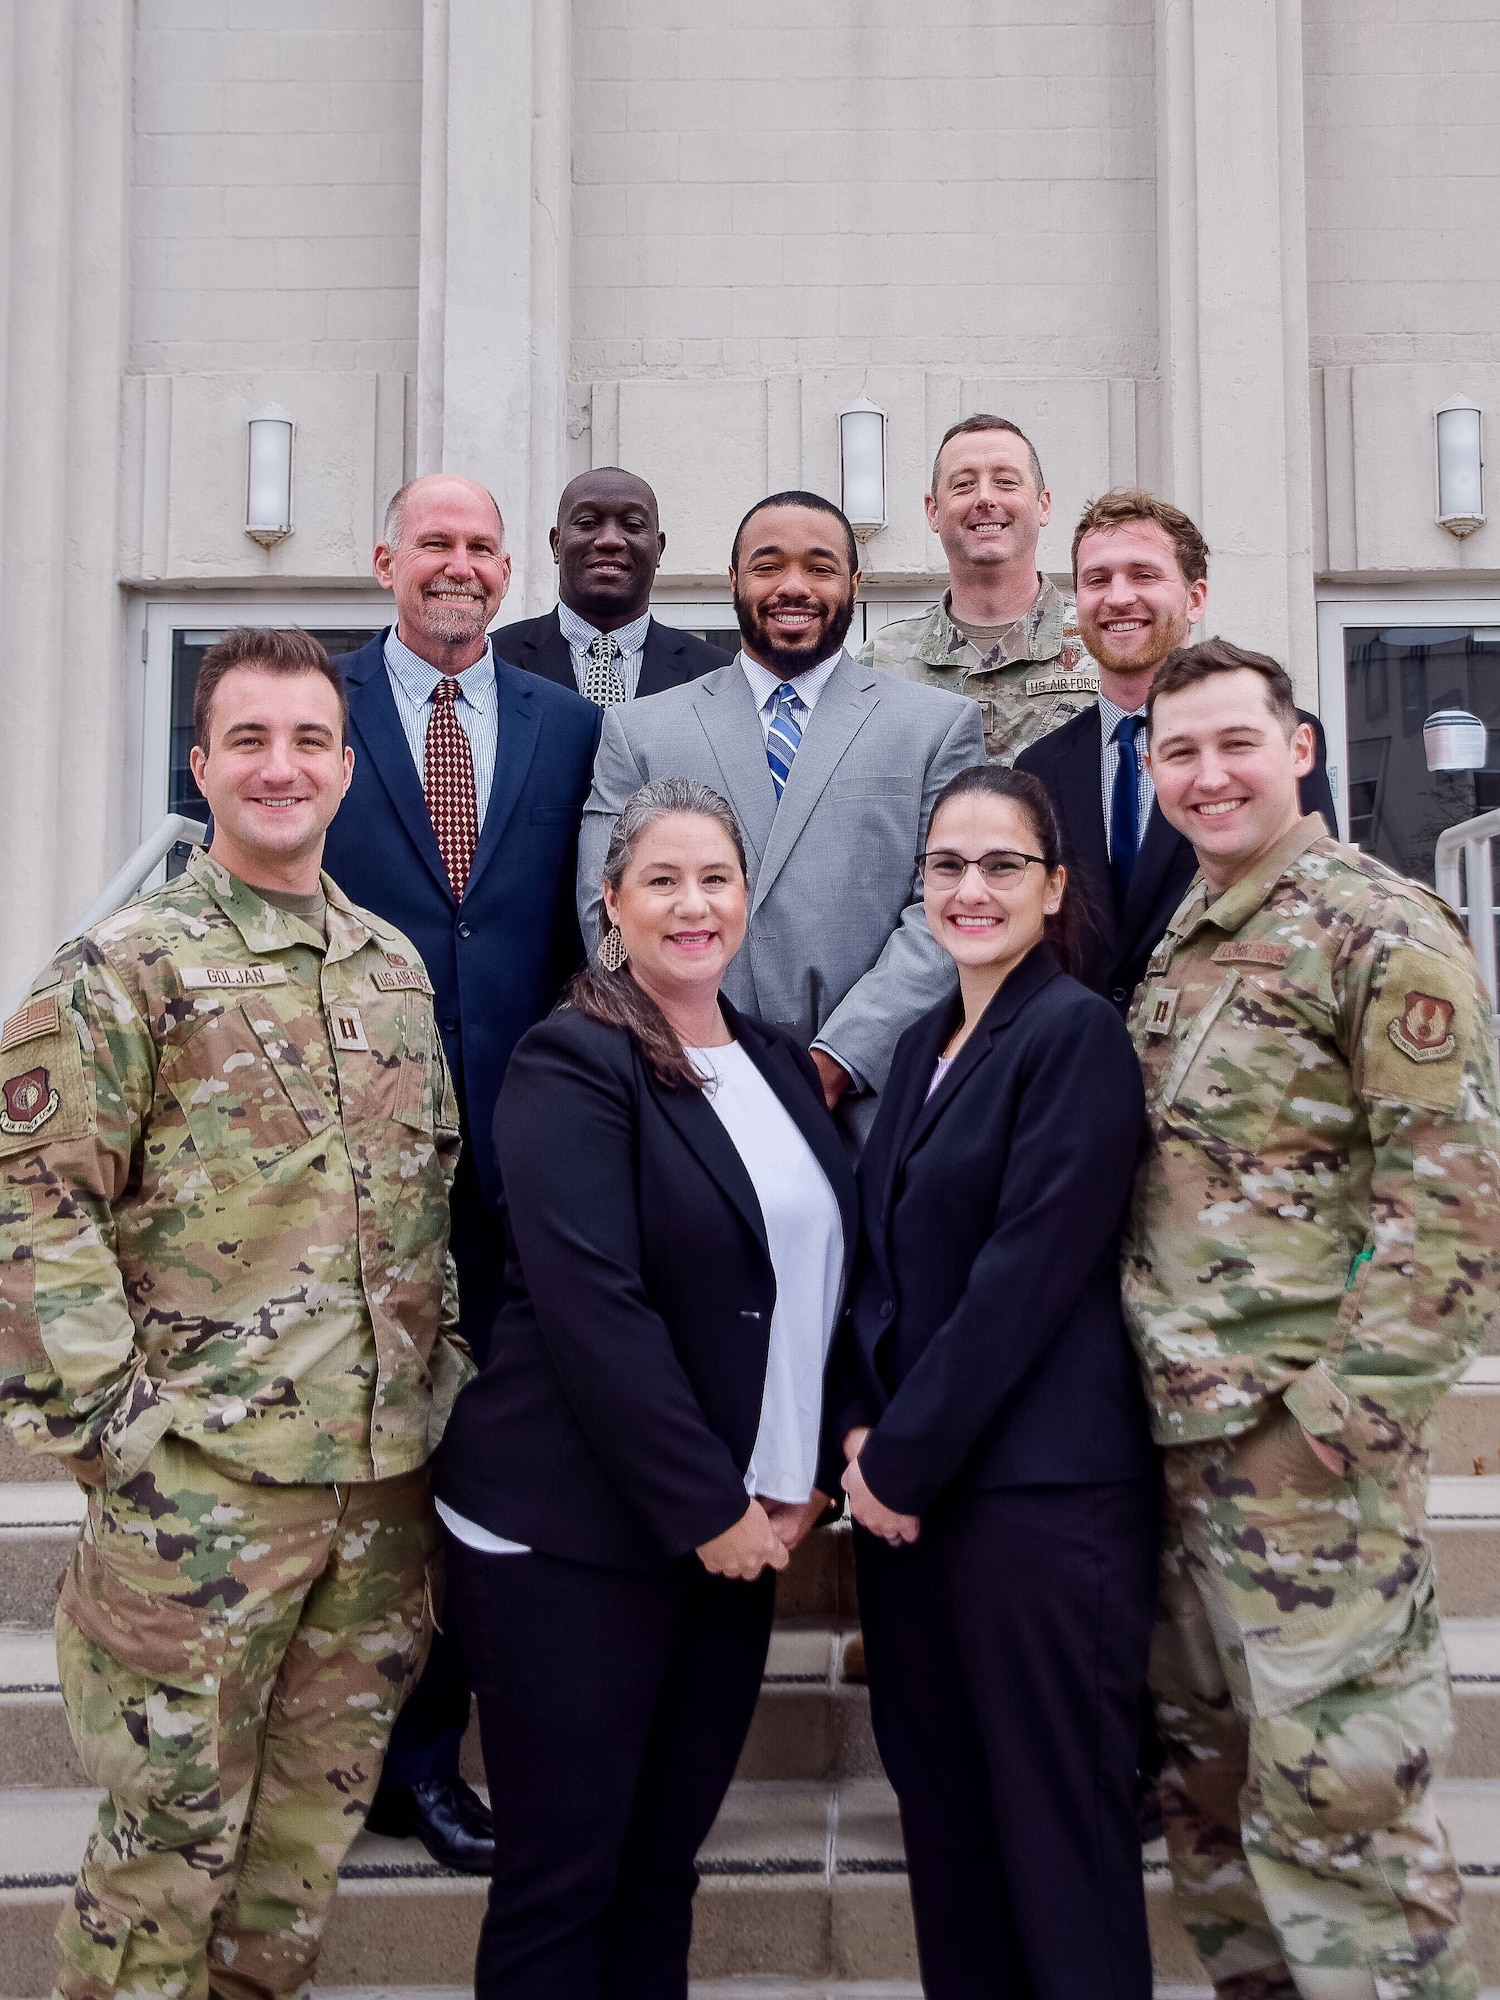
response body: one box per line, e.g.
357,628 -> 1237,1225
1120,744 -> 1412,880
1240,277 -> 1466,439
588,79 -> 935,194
8,1466 -> 1500,1632
10,1779 -> 1500,1994
0,1485 -> 862,1627
1435,1359 -> 1500,1476
0,1423 -> 73,1485
14,1613 -> 1500,1787
2,1621 -> 879,1792
18,1611 -> 1500,1795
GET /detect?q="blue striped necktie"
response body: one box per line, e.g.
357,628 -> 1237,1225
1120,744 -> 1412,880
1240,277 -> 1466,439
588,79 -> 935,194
766,682 -> 804,799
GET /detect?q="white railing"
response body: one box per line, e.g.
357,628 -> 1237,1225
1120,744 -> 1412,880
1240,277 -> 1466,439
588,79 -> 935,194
4,814 -> 207,1016
1435,807 -> 1500,1006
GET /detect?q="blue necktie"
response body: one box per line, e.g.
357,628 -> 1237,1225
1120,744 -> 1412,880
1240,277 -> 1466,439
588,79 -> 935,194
1110,712 -> 1144,897
766,683 -> 803,800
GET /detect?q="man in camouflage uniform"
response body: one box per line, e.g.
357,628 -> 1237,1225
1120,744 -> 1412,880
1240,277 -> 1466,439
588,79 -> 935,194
858,412 -> 1099,763
1125,637 -> 1500,2000
0,628 -> 466,2000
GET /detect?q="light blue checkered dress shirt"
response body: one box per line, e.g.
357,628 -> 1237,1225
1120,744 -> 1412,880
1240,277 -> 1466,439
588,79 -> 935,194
383,628 -> 498,824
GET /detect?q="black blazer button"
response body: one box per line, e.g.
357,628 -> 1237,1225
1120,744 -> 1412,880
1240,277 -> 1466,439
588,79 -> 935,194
458,922 -> 473,939
1111,986 -> 1127,1003
879,1299 -> 894,1320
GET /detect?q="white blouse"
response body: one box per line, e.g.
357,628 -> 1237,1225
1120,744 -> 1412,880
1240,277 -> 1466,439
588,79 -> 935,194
689,1040 -> 845,1504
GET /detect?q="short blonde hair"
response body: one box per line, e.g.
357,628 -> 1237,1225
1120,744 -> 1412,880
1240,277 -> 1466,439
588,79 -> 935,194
1071,488 -> 1209,587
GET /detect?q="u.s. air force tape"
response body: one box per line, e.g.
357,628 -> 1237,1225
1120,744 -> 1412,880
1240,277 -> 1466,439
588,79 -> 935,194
1211,940 -> 1293,968
180,965 -> 289,989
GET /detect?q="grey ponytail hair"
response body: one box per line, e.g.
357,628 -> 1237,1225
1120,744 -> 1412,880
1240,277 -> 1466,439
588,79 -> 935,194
563,779 -> 749,1091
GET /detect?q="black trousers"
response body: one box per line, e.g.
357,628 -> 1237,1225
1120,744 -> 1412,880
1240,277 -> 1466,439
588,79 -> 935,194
446,1531 -> 775,2000
855,1478 -> 1158,2000
380,1142 -> 506,1790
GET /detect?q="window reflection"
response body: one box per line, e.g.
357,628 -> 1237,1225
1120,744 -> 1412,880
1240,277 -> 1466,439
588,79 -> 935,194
1344,627 -> 1500,886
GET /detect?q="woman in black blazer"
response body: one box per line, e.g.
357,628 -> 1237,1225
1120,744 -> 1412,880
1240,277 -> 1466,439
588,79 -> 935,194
435,778 -> 857,2000
834,765 -> 1157,2000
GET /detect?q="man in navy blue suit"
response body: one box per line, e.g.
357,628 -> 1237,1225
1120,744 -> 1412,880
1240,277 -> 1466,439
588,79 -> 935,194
1015,489 -> 1337,1017
322,472 -> 600,1872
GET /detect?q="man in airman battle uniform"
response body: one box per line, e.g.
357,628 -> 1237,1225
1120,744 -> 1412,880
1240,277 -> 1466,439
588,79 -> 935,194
1125,637 -> 1500,2000
0,628 -> 466,2000
858,413 -> 1099,763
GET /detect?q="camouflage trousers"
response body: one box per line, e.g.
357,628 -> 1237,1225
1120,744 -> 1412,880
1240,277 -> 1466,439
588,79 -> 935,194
53,1434 -> 438,2000
1152,1407 -> 1475,2000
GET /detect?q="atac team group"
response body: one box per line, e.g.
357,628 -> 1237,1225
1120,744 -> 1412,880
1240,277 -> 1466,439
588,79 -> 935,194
3,416 -> 1498,2000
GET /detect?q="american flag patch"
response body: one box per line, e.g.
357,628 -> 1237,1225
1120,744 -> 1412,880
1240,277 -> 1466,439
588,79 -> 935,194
0,995 -> 59,1052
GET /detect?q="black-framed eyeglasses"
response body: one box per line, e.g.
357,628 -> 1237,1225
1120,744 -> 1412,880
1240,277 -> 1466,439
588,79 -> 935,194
915,848 -> 1047,889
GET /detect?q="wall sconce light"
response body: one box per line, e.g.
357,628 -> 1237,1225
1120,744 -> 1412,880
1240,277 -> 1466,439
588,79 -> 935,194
245,408 -> 294,547
839,399 -> 887,540
1435,395 -> 1484,539
1424,708 -> 1488,771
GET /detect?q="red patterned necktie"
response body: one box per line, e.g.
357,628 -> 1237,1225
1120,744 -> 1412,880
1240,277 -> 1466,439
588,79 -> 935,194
423,676 -> 478,897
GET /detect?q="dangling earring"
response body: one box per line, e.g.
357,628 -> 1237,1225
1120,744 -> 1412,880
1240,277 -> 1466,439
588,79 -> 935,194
598,924 -> 629,972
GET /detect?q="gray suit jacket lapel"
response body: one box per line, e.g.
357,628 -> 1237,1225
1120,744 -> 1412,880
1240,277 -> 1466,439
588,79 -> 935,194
692,664 -> 778,870
753,652 -> 876,913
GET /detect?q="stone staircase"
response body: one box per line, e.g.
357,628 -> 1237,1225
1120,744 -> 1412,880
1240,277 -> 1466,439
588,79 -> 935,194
7,1370 -> 1500,1998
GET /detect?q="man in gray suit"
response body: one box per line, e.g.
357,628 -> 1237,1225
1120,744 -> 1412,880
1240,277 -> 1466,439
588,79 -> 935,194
578,490 -> 986,1141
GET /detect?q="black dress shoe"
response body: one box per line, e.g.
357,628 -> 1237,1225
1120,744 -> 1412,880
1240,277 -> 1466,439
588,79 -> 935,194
366,1775 -> 495,1874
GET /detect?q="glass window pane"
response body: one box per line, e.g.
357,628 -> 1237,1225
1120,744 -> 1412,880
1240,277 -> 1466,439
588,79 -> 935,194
1343,626 -> 1500,887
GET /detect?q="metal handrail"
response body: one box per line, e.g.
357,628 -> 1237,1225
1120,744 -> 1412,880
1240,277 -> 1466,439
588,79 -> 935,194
5,814 -> 207,1016
1435,806 -> 1500,1005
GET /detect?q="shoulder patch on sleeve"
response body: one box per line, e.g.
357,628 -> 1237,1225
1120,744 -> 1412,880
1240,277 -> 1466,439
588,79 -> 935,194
0,1016 -> 90,1157
1362,942 -> 1477,1111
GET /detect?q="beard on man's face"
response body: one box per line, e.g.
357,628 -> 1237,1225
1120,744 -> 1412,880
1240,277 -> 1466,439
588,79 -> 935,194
733,583 -> 857,679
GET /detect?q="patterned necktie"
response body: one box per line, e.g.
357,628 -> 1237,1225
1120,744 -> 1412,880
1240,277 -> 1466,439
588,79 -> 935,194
424,676 -> 479,898
766,683 -> 804,800
581,631 -> 627,708
1110,711 -> 1144,898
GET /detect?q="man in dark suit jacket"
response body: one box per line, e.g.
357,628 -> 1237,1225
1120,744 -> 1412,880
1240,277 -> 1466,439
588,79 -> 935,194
321,472 -> 600,1873
1015,490 -> 1337,1013
492,467 -> 729,703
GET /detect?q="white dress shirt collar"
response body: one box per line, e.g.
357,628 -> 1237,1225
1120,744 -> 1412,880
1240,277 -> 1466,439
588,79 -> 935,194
738,647 -> 845,719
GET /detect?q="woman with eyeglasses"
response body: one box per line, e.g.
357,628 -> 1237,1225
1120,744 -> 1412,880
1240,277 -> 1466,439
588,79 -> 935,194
830,764 -> 1157,2000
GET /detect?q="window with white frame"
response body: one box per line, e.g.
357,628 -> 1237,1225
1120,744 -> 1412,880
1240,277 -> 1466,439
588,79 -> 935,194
1316,596 -> 1500,885
139,598 -> 386,874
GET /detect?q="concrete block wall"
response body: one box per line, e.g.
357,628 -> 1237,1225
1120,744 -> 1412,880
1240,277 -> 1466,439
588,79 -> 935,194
570,0 -> 1157,585
131,0 -> 423,377
1304,0 -> 1500,369
123,0 -> 423,583
569,0 -> 1157,383
1305,0 -> 1500,578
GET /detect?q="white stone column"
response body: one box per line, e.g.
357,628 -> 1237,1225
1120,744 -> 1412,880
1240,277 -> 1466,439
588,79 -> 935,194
1155,0 -> 1318,701
417,0 -> 571,614
0,0 -> 132,1000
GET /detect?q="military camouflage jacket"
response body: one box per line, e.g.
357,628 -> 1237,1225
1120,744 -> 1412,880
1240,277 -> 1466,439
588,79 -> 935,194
0,849 -> 466,1489
1124,816 -> 1500,1459
858,577 -> 1099,764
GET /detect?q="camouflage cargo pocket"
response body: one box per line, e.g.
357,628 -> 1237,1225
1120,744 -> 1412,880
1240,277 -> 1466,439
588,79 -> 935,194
1255,1589 -> 1454,1841
1171,1412 -> 1432,1714
55,1604 -> 222,1817
60,1444 -> 242,1686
